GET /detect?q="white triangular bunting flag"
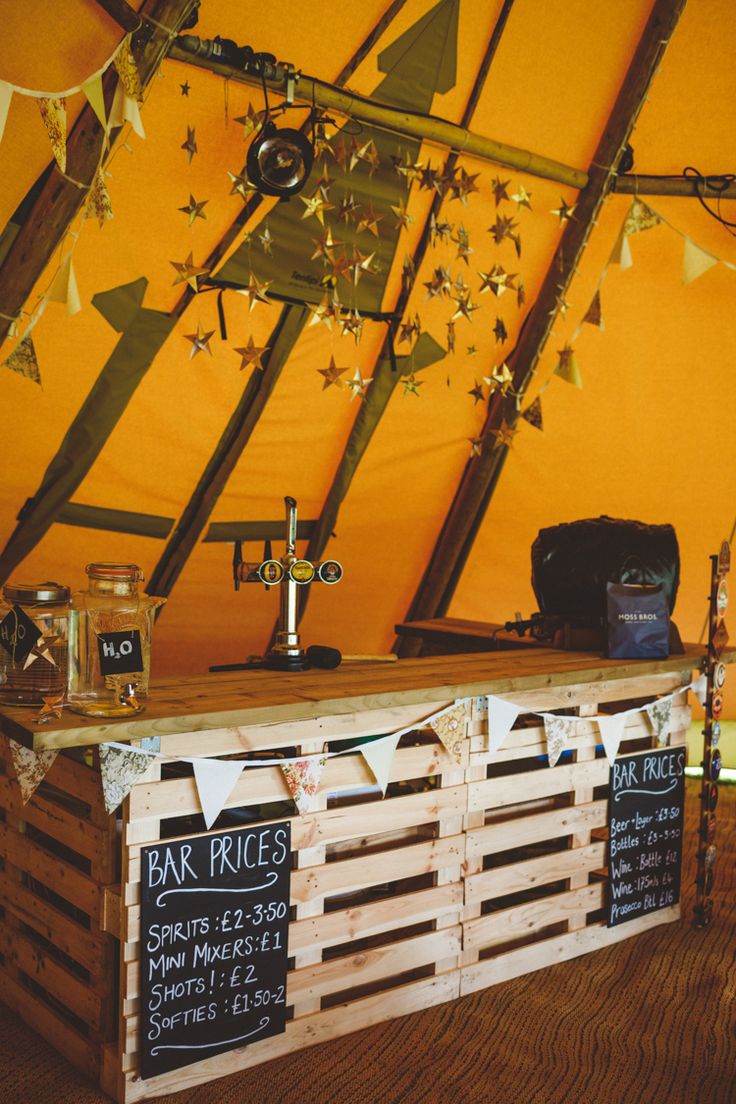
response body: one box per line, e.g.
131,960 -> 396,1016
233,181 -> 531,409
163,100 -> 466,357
46,254 -> 81,315
280,756 -> 326,815
360,733 -> 401,795
609,227 -> 632,269
429,702 -> 468,765
690,674 -> 708,707
0,82 -> 12,144
596,714 -> 627,764
486,695 -> 521,754
192,758 -> 246,830
99,743 -> 155,814
645,698 -> 672,747
682,237 -> 718,285
543,714 -> 575,767
109,83 -> 145,139
9,740 -> 59,804
82,74 -> 107,129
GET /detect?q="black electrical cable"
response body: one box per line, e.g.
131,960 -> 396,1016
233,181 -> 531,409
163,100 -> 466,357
682,166 -> 736,235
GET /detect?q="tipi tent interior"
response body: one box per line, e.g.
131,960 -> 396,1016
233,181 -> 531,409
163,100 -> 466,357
0,1 -> 734,1102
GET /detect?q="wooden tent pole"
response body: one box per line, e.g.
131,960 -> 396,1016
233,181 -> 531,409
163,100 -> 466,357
613,173 -> 736,198
168,35 -> 586,191
146,0 -> 411,601
94,0 -> 142,32
289,0 -> 517,642
396,0 -> 688,657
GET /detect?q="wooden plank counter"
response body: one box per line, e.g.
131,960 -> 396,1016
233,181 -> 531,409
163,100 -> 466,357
0,646 -> 726,1102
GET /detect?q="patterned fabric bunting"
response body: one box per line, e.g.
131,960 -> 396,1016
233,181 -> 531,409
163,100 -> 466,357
645,698 -> 672,747
429,702 -> 468,765
280,756 -> 327,815
99,743 -> 156,814
112,36 -> 142,100
85,167 -> 114,226
9,740 -> 59,804
37,97 -> 67,171
3,336 -> 41,384
543,714 -> 576,767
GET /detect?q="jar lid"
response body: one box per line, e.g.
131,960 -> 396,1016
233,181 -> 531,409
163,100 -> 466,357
3,580 -> 71,603
86,562 -> 144,582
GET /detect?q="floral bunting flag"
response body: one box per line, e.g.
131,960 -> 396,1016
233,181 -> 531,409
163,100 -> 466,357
682,237 -> 718,285
521,396 -> 543,431
46,254 -> 81,315
360,733 -> 401,795
429,702 -> 468,765
280,756 -> 327,815
486,695 -> 521,754
645,697 -> 672,747
3,336 -> 41,384
582,289 -> 604,330
99,743 -> 156,814
596,713 -> 627,764
9,740 -> 59,804
192,758 -> 246,829
37,97 -> 67,172
112,36 -> 142,100
85,167 -> 114,226
0,81 -> 12,144
543,714 -> 576,767
623,199 -> 662,236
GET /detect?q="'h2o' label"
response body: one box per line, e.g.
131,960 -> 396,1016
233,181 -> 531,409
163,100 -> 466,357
97,630 -> 144,676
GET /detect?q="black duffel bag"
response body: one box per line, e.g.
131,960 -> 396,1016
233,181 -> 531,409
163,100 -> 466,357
531,516 -> 680,619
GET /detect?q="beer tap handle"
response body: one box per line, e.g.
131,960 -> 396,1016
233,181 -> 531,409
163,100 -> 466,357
284,496 -> 297,556
233,540 -> 243,591
263,540 -> 273,591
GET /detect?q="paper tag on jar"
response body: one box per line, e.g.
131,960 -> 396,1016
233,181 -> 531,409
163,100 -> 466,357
0,605 -> 42,663
97,630 -> 144,676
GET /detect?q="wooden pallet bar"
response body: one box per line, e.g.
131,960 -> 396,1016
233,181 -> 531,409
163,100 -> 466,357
0,645 -> 723,1102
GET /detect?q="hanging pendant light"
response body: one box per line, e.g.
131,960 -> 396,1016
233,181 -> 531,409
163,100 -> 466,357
246,122 -> 314,198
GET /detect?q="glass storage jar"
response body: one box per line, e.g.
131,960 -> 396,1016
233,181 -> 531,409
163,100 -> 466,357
67,563 -> 165,718
0,582 -> 71,707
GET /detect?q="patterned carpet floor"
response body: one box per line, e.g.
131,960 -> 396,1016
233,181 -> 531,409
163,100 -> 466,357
1,779 -> 734,1104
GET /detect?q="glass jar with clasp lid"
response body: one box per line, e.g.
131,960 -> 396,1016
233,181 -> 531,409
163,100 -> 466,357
67,562 -> 165,718
0,581 -> 70,707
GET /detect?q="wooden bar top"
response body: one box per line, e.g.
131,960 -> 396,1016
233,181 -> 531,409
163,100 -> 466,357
0,644 -> 721,752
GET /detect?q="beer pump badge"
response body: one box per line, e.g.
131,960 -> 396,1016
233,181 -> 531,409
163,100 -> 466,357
317,560 -> 343,584
718,540 -> 731,576
258,560 -> 285,585
290,560 -> 315,584
717,578 -> 729,617
714,662 -> 727,691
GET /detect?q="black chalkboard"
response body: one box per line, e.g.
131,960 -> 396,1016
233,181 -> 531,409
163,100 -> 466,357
607,746 -> 685,927
140,821 -> 291,1079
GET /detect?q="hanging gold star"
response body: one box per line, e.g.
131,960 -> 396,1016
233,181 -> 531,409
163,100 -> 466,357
227,170 -> 257,200
468,436 -> 486,457
23,632 -> 61,670
307,295 -> 334,330
258,226 -> 274,255
336,192 -> 360,224
419,162 -> 438,191
493,316 -> 508,344
517,277 -> 526,307
402,253 -> 416,287
180,81 -> 190,97
345,367 -> 372,401
316,168 -> 335,198
451,291 -> 480,322
311,227 -> 341,264
178,194 -> 208,225
236,275 -> 272,311
357,140 -> 381,176
340,309 -> 364,345
550,291 -> 572,318
468,380 -> 485,404
446,320 -> 456,353
35,693 -> 65,724
321,250 -> 351,285
184,322 -> 215,359
479,264 -> 517,298
488,213 -> 518,245
484,362 -> 513,396
349,247 -> 375,286
511,184 -> 532,210
454,223 -> 473,264
391,200 -> 414,230
332,137 -> 350,170
234,102 -> 265,137
435,162 -> 457,199
399,314 -> 421,343
234,335 -> 268,371
451,167 -> 480,205
491,177 -> 511,206
424,266 -> 450,299
429,214 -> 454,246
300,190 -> 334,225
453,271 -> 470,297
313,123 -> 332,159
318,355 -> 349,390
170,252 -> 210,290
467,345 -> 478,356
550,197 -> 577,223
493,418 -> 517,448
356,202 -> 383,237
181,125 -> 197,163
402,373 -> 423,396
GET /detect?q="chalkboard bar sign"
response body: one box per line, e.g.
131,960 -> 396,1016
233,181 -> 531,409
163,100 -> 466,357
140,821 -> 291,1079
607,746 -> 685,928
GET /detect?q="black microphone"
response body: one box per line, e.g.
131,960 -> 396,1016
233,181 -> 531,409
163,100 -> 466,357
305,645 -> 342,670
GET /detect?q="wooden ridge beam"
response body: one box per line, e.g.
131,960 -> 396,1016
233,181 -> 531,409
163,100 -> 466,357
168,29 -> 586,191
146,0 -> 410,601
288,0 -> 517,644
396,0 -> 689,656
613,173 -> 736,199
0,0 -> 201,353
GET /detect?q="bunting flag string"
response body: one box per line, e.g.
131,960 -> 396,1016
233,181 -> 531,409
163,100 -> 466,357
280,756 -> 327,815
9,740 -> 59,804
